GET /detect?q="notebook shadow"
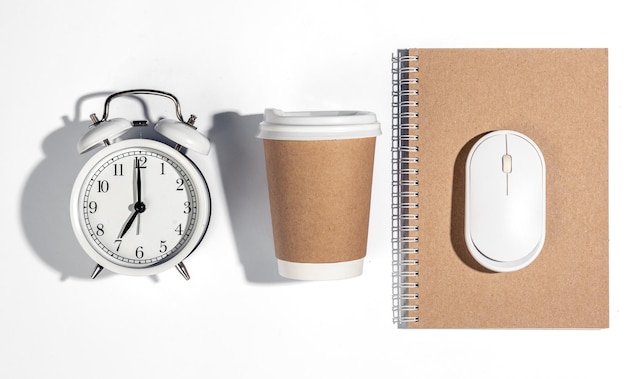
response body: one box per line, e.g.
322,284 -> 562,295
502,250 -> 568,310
21,92 -> 166,281
450,133 -> 492,273
209,112 -> 288,283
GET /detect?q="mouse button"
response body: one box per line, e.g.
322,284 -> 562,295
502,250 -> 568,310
507,134 -> 542,166
474,133 -> 505,156
506,134 -> 544,196
469,134 -> 505,178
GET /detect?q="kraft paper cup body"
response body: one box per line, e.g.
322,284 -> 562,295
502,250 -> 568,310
258,109 -> 381,280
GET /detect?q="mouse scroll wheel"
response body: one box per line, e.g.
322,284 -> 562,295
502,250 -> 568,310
502,154 -> 512,174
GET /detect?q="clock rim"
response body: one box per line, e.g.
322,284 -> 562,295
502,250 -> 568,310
69,138 -> 211,277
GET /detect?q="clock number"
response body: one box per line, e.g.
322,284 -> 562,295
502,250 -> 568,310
135,246 -> 144,259
159,240 -> 167,253
176,178 -> 184,191
96,224 -> 104,236
113,163 -> 123,176
183,201 -> 191,214
97,180 -> 109,193
114,239 -> 122,252
175,224 -> 182,236
161,163 -> 165,175
88,201 -> 97,214
135,156 -> 147,169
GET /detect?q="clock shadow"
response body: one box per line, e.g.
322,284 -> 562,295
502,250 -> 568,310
210,112 -> 289,283
21,92 -> 112,280
21,92 -> 163,281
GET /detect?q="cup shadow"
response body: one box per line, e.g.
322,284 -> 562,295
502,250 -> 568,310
209,112 -> 288,283
450,132 -> 493,273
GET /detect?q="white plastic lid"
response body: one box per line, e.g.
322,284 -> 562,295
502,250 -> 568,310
257,108 -> 381,141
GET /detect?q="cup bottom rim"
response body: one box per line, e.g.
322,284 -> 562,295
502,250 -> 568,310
276,258 -> 364,281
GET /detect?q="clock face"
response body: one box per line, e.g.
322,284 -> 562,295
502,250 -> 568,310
70,139 -> 211,276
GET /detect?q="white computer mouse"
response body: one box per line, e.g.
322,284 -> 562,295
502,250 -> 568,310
465,130 -> 546,272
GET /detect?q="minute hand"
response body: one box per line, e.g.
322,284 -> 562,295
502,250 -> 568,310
136,157 -> 142,203
134,157 -> 144,235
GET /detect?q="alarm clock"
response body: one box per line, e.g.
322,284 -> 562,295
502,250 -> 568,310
69,89 -> 211,280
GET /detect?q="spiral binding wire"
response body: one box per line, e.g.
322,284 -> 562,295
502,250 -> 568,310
392,50 -> 420,325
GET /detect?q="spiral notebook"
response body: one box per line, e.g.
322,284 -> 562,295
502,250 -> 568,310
391,48 -> 608,328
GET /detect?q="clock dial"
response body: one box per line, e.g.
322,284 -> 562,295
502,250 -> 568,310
71,139 -> 210,275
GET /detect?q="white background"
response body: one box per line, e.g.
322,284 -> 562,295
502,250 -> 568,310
1,1 -> 623,378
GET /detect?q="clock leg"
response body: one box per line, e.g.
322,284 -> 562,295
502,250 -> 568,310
91,264 -> 104,279
176,262 -> 190,280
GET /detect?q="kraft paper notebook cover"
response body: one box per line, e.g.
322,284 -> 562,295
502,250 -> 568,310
391,48 -> 608,328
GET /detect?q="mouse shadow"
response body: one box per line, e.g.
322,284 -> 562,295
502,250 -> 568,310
21,92 -> 167,281
209,112 -> 288,283
450,133 -> 493,273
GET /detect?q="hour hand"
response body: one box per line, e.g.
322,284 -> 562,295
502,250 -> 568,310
118,202 -> 146,239
119,209 -> 139,239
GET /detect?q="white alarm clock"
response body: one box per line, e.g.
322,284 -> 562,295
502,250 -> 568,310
70,89 -> 211,280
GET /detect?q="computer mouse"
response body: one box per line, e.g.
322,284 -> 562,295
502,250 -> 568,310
465,130 -> 546,272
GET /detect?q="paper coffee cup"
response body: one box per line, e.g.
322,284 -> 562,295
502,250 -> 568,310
258,109 -> 381,280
